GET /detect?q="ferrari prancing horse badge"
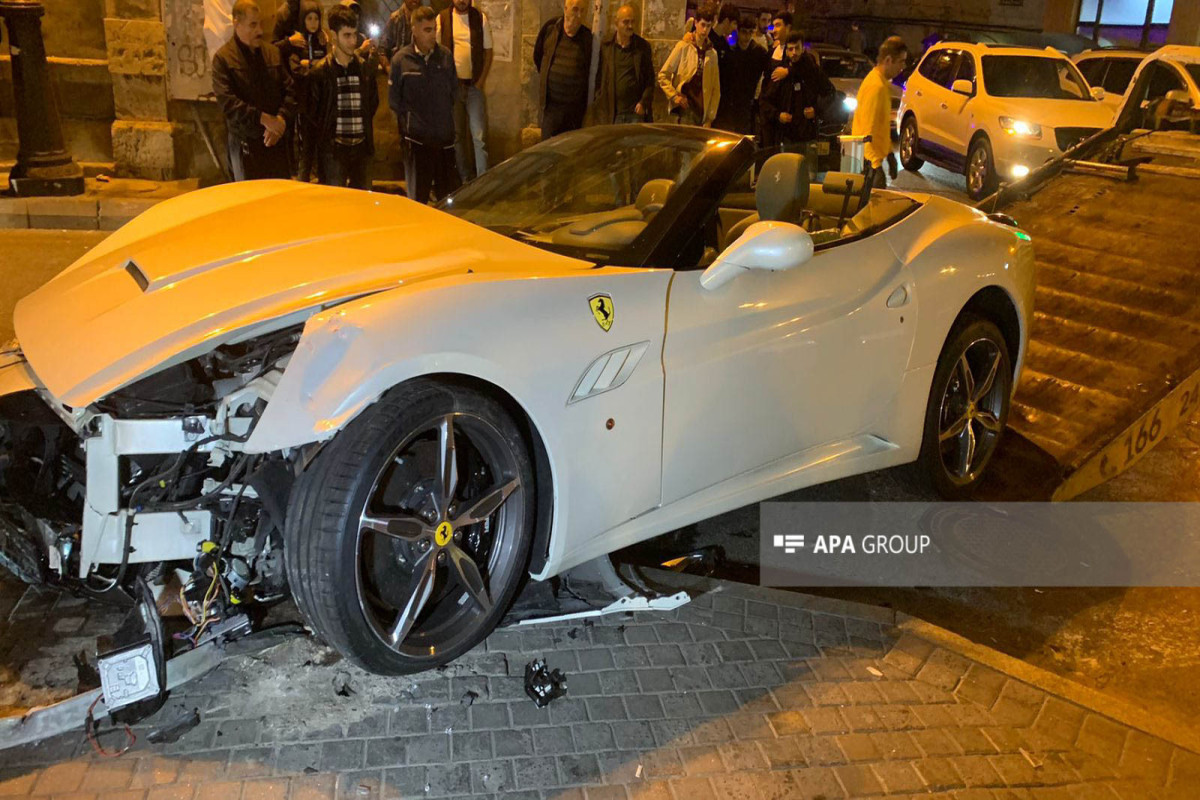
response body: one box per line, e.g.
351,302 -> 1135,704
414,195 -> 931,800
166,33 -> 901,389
589,294 -> 614,332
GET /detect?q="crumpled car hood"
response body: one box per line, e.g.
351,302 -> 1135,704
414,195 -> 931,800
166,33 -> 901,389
14,180 -> 590,408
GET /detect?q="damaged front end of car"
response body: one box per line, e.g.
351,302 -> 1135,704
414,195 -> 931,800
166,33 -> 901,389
0,323 -> 306,660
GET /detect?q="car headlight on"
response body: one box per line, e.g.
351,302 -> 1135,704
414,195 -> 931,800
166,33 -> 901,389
843,96 -> 858,112
999,117 -> 1042,139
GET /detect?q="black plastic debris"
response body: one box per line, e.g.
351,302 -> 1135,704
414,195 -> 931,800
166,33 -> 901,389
147,707 -> 201,745
524,658 -> 567,708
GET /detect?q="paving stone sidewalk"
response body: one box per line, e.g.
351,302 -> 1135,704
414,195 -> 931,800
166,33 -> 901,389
0,573 -> 1197,799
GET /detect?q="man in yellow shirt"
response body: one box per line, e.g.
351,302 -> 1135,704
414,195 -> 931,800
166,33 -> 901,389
850,36 -> 908,186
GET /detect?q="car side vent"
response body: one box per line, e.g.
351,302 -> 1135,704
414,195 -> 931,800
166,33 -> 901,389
124,259 -> 149,292
569,341 -> 650,404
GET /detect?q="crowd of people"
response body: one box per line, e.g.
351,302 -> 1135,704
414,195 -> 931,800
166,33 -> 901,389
211,0 -> 908,203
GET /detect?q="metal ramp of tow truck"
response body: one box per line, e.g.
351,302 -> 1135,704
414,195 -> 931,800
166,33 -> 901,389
978,122 -> 1200,500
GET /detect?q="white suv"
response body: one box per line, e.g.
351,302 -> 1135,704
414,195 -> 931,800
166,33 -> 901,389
898,43 -> 1115,200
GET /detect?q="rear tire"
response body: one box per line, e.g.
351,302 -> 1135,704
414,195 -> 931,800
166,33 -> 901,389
900,116 -> 924,171
284,379 -> 536,675
917,315 -> 1012,499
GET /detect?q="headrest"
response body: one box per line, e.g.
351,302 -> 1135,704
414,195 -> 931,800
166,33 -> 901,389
756,154 -> 810,221
822,171 -> 866,196
635,179 -> 675,212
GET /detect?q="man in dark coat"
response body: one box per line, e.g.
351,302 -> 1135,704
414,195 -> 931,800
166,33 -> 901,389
591,4 -> 654,124
713,14 -> 770,134
759,31 -> 832,149
390,7 -> 461,202
533,0 -> 593,140
213,0 -> 296,181
306,4 -> 380,189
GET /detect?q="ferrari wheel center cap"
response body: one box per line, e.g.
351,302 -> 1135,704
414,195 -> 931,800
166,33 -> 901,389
434,521 -> 454,547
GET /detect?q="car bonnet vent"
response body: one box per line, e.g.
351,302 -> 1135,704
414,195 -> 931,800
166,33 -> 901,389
124,259 -> 150,292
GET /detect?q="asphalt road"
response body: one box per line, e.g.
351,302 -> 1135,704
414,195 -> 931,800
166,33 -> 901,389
889,161 -> 974,204
3,227 -> 1198,734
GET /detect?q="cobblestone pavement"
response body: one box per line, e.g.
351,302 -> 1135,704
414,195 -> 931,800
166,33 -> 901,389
0,574 -> 1197,800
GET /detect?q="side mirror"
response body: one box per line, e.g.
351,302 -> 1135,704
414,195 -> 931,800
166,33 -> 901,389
700,221 -> 814,291
1090,85 -> 1106,101
951,78 -> 974,96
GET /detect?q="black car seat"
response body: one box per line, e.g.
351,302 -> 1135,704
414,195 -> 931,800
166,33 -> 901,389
719,153 -> 810,250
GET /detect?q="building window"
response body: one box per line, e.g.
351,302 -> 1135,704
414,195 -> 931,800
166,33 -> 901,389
1077,0 -> 1174,48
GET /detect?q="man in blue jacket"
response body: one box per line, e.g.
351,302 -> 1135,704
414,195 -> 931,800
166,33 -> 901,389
390,7 -> 461,202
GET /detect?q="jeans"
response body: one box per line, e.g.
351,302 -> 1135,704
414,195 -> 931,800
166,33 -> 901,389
319,142 -> 371,190
405,139 -> 461,203
453,84 -> 489,182
542,102 -> 586,140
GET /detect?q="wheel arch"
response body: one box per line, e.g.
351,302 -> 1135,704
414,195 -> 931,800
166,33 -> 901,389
954,285 -> 1023,383
967,129 -> 992,154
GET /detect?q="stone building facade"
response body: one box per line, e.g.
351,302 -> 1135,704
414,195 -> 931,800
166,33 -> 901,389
1,0 -> 690,183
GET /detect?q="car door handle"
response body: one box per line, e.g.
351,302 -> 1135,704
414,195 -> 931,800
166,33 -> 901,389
886,285 -> 910,308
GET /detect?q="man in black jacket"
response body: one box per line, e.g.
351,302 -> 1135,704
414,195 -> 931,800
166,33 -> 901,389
591,4 -> 653,124
533,0 -> 592,140
306,4 -> 379,189
212,0 -> 296,181
760,31 -> 833,149
390,7 -> 461,202
713,14 -> 769,134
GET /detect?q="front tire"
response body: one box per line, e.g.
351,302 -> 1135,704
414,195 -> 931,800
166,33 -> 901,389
285,379 -> 536,674
918,315 -> 1012,499
966,137 -> 998,201
900,115 -> 924,171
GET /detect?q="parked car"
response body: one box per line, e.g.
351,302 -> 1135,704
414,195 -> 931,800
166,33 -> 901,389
898,42 -> 1114,200
1073,48 -> 1148,112
809,43 -> 902,131
0,126 -> 1033,674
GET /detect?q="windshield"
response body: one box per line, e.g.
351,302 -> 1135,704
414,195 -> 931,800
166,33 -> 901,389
982,55 -> 1092,100
820,52 -> 872,79
439,127 -> 726,259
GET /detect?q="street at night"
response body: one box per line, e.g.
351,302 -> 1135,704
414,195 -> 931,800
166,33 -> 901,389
5,0 -> 1200,796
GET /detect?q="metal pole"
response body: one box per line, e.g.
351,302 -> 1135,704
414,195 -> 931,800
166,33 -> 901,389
1140,0 -> 1156,50
0,0 -> 84,196
1093,0 -> 1104,45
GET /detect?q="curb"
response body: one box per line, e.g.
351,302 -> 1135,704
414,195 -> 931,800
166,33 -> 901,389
0,195 -> 164,231
895,611 -> 1200,756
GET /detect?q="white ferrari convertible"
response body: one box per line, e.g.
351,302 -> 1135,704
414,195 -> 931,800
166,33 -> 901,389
0,126 -> 1033,673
